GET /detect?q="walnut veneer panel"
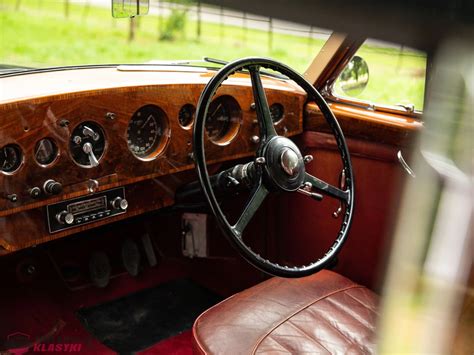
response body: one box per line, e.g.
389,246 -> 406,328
0,67 -> 305,253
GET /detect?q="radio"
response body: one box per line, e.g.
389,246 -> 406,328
46,188 -> 127,233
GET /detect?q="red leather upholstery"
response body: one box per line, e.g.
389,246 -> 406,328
193,270 -> 378,354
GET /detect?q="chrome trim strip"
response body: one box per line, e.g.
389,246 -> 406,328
397,150 -> 416,178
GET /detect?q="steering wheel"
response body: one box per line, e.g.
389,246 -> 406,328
193,57 -> 354,277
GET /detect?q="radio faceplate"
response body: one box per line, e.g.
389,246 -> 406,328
46,188 -> 127,233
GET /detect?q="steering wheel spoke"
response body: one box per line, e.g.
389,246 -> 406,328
232,181 -> 269,236
248,65 -> 278,141
304,173 -> 350,203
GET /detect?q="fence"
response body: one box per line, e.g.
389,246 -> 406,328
147,1 -> 331,49
12,0 -> 417,56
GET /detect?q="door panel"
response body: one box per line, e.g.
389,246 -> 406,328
305,102 -> 422,147
276,104 -> 421,290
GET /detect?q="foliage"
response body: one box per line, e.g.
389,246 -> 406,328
160,5 -> 188,41
353,45 -> 426,109
0,0 -> 324,72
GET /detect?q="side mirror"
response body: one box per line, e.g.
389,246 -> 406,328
112,0 -> 149,18
336,56 -> 369,97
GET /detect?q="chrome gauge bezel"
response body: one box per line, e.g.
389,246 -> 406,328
205,95 -> 242,146
178,103 -> 196,129
127,105 -> 170,161
34,137 -> 60,167
69,121 -> 107,169
270,103 -> 285,125
0,144 -> 24,175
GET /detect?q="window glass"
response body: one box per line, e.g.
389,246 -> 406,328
1,0 -> 332,74
332,39 -> 427,111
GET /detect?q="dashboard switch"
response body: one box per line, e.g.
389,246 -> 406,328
5,194 -> 18,203
43,180 -> 63,195
82,142 -> 100,167
111,197 -> 128,211
56,211 -> 74,225
29,187 -> 42,199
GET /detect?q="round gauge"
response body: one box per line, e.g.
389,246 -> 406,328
69,121 -> 106,167
127,105 -> 169,160
35,138 -> 59,166
206,96 -> 242,145
270,103 -> 284,124
0,144 -> 23,174
178,104 -> 195,128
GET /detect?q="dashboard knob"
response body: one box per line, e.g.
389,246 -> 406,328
111,197 -> 128,211
56,211 -> 74,225
43,180 -> 63,195
29,187 -> 42,199
6,194 -> 18,203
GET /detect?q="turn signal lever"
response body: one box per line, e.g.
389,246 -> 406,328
297,182 -> 323,201
176,162 -> 258,203
333,169 -> 346,218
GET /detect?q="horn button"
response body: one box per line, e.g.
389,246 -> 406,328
263,136 -> 305,191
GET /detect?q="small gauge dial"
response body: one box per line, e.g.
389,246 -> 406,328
69,121 -> 106,167
35,138 -> 59,166
206,96 -> 241,144
270,103 -> 284,124
127,105 -> 169,159
178,104 -> 195,128
0,144 -> 23,174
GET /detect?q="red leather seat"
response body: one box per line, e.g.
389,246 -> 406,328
192,270 -> 379,354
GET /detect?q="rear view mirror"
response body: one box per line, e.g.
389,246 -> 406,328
337,56 -> 369,97
112,0 -> 149,18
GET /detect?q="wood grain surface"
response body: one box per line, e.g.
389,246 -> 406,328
0,67 -> 305,253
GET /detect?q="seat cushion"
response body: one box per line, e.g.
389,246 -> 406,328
192,270 -> 379,354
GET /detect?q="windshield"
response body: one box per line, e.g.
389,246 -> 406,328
1,0 -> 332,74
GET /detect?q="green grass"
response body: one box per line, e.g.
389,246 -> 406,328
0,0 -> 426,109
0,0 -> 324,70
354,45 -> 426,109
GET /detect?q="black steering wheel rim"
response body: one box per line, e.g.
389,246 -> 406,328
193,57 -> 354,277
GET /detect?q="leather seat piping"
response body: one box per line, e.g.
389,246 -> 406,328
251,285 -> 364,354
192,284 -> 365,354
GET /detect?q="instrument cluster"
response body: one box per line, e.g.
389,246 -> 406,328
0,97 -> 288,179
0,66 -> 305,254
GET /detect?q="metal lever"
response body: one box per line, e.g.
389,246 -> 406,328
333,169 -> 346,218
396,103 -> 415,113
397,150 -> 416,178
82,126 -> 100,141
82,142 -> 99,167
297,182 -> 323,201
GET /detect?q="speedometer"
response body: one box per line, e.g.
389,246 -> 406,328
127,105 -> 169,160
206,95 -> 242,145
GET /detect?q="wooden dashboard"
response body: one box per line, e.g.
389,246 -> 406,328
0,66 -> 306,254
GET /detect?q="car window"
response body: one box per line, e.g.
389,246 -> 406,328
1,0 -> 332,74
332,39 -> 427,111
